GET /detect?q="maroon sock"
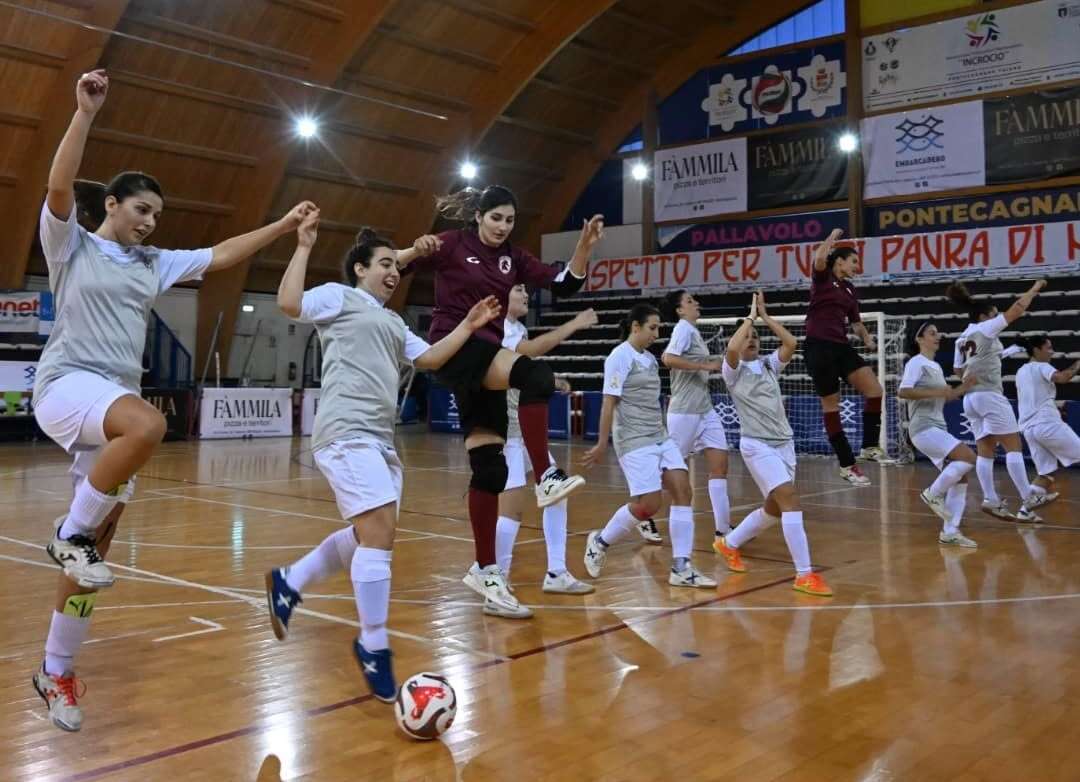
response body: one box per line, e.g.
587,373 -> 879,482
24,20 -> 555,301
824,410 -> 855,468
518,401 -> 553,477
467,488 -> 498,566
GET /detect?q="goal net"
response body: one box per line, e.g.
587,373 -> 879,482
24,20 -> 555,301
697,312 -> 913,463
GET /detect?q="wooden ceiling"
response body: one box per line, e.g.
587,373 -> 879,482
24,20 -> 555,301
0,0 -> 811,307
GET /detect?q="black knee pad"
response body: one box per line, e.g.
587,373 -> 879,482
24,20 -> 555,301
469,444 -> 509,494
509,356 -> 555,405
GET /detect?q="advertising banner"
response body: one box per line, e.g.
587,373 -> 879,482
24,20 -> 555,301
658,210 -> 848,252
0,291 -> 52,336
654,137 -> 748,221
199,387 -> 293,439
866,186 -> 1080,235
748,125 -> 848,210
984,87 -> 1080,184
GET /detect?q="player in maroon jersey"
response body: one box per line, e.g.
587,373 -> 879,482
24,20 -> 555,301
803,228 -> 885,486
396,185 -> 603,618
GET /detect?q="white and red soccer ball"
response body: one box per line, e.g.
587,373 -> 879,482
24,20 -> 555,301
394,672 -> 457,740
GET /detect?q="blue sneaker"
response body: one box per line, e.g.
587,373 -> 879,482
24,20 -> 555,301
353,640 -> 397,703
264,568 -> 302,640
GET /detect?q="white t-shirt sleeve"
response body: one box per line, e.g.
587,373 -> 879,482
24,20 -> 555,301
1000,344 -> 1026,359
765,350 -> 788,375
953,336 -> 968,369
721,358 -> 742,387
603,347 -> 633,397
297,284 -> 346,324
39,202 -> 80,267
899,357 -> 924,389
502,319 -> 527,351
1037,362 -> 1057,383
665,320 -> 692,356
402,328 -> 431,364
975,314 -> 1008,340
157,247 -> 214,293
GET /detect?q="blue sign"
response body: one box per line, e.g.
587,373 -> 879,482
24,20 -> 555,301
427,383 -> 461,433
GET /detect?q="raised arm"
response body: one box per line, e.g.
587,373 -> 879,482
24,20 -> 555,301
813,228 -> 843,273
566,215 -> 605,278
413,297 -> 501,370
47,70 -> 108,220
210,201 -> 317,274
276,209 -> 320,318
757,292 -> 797,363
725,296 -> 758,369
1051,359 -> 1080,385
395,234 -> 443,270
516,308 -> 598,358
1002,279 -> 1047,325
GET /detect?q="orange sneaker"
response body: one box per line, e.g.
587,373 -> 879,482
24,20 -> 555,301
792,572 -> 832,597
712,536 -> 747,573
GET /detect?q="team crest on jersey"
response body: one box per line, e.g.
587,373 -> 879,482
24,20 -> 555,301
498,255 -> 512,274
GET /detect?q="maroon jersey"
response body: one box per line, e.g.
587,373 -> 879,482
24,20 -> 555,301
805,267 -> 861,344
411,229 -> 560,345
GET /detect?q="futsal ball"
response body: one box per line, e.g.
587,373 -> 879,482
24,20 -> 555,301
394,672 -> 457,740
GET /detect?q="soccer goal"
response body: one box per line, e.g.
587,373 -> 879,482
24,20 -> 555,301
697,312 -> 913,463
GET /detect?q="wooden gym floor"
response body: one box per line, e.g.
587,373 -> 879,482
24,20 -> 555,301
2,429 -> 1079,781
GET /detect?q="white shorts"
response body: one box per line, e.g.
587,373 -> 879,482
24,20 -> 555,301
740,436 -> 797,497
617,438 -> 687,497
314,437 -> 403,520
34,371 -> 135,453
667,409 -> 728,457
502,437 -> 555,491
963,391 -> 1019,440
911,427 -> 962,471
1024,421 -> 1080,477
70,448 -> 137,504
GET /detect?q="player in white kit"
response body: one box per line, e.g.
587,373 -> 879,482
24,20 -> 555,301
1016,335 -> 1080,494
581,304 -> 717,589
898,321 -> 980,546
712,294 -> 833,596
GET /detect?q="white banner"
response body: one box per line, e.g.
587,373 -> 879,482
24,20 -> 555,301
0,360 -> 36,391
862,101 -> 986,199
199,388 -> 293,440
301,388 -> 320,436
584,220 -> 1080,292
0,292 -> 49,335
654,137 -> 747,222
862,0 -> 1080,112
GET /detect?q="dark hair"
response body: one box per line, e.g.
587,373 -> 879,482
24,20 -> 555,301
905,319 -> 935,355
73,179 -> 106,231
436,186 -> 518,228
826,246 -> 858,271
1022,334 -> 1050,356
619,303 -> 660,342
344,228 -> 397,286
945,281 -> 994,323
660,290 -> 686,322
105,171 -> 163,207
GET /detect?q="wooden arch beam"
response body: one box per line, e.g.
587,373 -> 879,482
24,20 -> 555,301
528,0 -> 815,250
388,0 -> 620,311
0,0 -> 131,290
195,1 -> 397,379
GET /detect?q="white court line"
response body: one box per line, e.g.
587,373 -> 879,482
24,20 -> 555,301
0,535 -> 507,663
153,616 -> 224,643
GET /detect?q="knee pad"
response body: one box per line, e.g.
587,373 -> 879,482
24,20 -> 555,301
509,356 -> 555,405
469,444 -> 509,494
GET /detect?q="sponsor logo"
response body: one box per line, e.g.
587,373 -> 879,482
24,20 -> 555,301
884,36 -> 899,53
810,67 -> 834,94
752,72 -> 791,115
964,13 -> 1000,48
895,115 -> 944,153
465,256 -> 480,264
864,41 -> 877,57
713,86 -> 735,105
498,255 -> 512,274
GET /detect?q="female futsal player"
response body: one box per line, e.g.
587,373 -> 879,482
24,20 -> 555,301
266,217 -> 501,700
581,304 -> 716,589
1016,336 -> 1079,496
32,69 -> 316,731
397,186 -> 603,617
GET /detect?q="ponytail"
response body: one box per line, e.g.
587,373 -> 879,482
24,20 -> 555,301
618,303 -> 660,342
344,227 -> 396,286
435,185 -> 517,228
945,281 -> 993,323
660,290 -> 685,322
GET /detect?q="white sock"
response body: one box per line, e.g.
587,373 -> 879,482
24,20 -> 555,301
780,511 -> 812,575
668,505 -> 694,560
495,516 -> 521,577
600,504 -> 639,546
286,527 -> 357,593
726,507 -> 778,549
44,609 -> 92,676
543,501 -> 568,574
929,460 -> 973,498
1005,451 -> 1033,500
351,547 -> 392,651
708,478 -> 732,535
59,481 -> 119,539
944,482 -> 967,535
976,456 -> 999,503
1030,483 -> 1048,496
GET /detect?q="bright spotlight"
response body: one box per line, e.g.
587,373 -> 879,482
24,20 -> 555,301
838,133 -> 858,153
296,116 -> 318,139
631,162 -> 648,181
460,161 -> 478,180
241,304 -> 255,313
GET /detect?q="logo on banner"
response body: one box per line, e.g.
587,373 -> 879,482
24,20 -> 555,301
811,67 -> 834,94
498,256 -> 512,274
896,115 -> 944,153
752,71 -> 791,115
964,13 -> 1000,47
23,365 -> 35,384
864,41 -> 877,57
884,36 -> 899,53
700,73 -> 749,131
796,54 -> 845,118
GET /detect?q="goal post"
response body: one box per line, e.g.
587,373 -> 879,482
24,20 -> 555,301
696,312 -> 913,463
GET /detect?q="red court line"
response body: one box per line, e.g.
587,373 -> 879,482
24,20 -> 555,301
56,572 -> 805,781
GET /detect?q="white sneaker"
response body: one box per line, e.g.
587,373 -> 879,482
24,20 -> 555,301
668,565 -> 717,588
536,467 -> 585,508
839,465 -> 871,486
33,666 -> 83,732
46,530 -> 114,589
939,531 -> 978,548
920,489 -> 950,522
583,531 -> 607,578
981,499 -> 1016,520
1025,491 -> 1059,510
636,519 -> 662,544
542,570 -> 595,594
471,564 -> 532,619
858,446 -> 889,462
1015,505 -> 1042,523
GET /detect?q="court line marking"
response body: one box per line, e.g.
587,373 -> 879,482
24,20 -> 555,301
152,617 -> 225,643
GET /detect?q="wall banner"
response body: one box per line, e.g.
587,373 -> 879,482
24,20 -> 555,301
984,87 -> 1080,185
654,137 -> 748,222
657,210 -> 848,252
866,187 -> 1080,235
199,388 -> 293,439
748,125 -> 848,210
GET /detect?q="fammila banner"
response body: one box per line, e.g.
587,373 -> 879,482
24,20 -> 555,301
984,86 -> 1080,185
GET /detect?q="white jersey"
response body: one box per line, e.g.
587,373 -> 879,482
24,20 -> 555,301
953,314 -> 1007,395
502,317 -> 528,439
1016,362 -> 1061,430
603,341 -> 665,457
899,354 -> 949,436
666,319 -> 714,415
